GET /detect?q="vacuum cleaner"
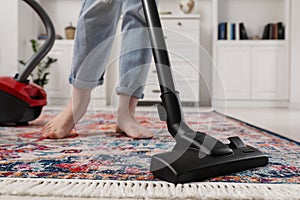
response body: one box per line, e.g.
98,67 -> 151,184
0,0 -> 267,184
141,0 -> 269,183
0,0 -> 55,125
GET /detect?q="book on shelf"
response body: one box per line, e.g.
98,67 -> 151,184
218,22 -> 247,40
262,22 -> 285,40
218,22 -> 227,40
227,23 -> 231,40
274,24 -> 278,39
269,24 -> 274,39
278,22 -> 285,39
239,23 -> 248,40
231,23 -> 236,40
226,23 -> 236,40
262,24 -> 271,39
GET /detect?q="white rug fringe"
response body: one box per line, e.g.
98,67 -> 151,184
0,178 -> 299,200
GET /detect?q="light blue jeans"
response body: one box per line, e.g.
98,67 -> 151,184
69,0 -> 152,98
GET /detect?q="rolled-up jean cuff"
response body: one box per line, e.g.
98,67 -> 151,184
116,86 -> 144,99
69,75 -> 104,89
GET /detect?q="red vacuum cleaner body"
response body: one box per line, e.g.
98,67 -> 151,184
0,77 -> 46,124
0,0 -> 55,125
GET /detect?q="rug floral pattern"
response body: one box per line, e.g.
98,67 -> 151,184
0,110 -> 299,183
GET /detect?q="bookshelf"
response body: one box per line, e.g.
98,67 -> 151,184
213,0 -> 290,42
212,0 -> 291,108
217,40 -> 288,46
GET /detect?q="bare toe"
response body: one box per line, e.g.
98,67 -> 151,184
42,130 -> 72,139
42,126 -> 52,133
41,123 -> 51,131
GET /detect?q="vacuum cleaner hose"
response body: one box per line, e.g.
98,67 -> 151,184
17,0 -> 55,83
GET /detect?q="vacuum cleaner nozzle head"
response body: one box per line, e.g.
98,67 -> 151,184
150,135 -> 268,183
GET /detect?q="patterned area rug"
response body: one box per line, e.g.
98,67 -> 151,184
0,110 -> 299,184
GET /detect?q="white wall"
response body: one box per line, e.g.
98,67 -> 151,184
290,0 -> 300,108
0,0 -> 36,77
0,0 -> 19,76
38,0 -> 82,38
18,1 -> 38,66
198,0 -> 213,106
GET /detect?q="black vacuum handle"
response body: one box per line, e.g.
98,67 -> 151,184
17,0 -> 55,82
142,0 -> 184,135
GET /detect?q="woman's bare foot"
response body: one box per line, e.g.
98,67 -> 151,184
41,100 -> 76,139
116,119 -> 154,139
41,87 -> 92,139
116,95 -> 154,139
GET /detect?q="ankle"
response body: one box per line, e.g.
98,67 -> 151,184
118,95 -> 139,119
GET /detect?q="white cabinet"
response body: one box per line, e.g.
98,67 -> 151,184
252,46 -> 288,100
45,42 -> 72,106
212,0 -> 290,107
215,46 -> 251,99
143,16 -> 200,104
213,43 -> 289,104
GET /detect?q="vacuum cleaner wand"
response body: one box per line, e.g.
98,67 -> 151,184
16,0 -> 55,83
141,0 -> 268,183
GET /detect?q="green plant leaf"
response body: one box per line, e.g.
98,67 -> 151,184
30,39 -> 39,53
18,60 -> 26,65
19,39 -> 57,88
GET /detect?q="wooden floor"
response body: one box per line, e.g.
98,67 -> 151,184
219,108 -> 300,143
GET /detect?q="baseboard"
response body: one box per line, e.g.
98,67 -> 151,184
212,100 -> 289,108
47,98 -> 69,107
47,97 -> 107,110
138,101 -> 200,107
289,102 -> 300,109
